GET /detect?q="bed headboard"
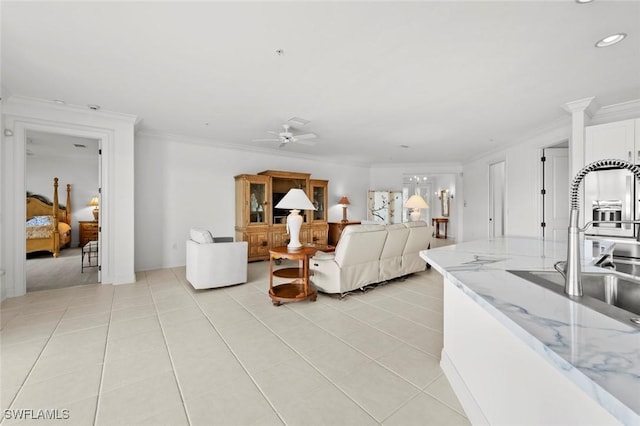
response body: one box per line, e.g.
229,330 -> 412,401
26,178 -> 72,225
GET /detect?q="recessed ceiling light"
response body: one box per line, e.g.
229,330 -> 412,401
400,144 -> 410,149
575,0 -> 594,3
87,104 -> 101,110
595,33 -> 626,48
53,99 -> 66,104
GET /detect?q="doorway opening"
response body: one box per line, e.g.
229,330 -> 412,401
25,131 -> 101,292
541,142 -> 569,241
489,161 -> 506,238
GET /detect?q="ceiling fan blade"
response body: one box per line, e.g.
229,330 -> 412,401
292,133 -> 317,141
266,130 -> 279,136
295,139 -> 316,146
253,138 -> 281,142
279,142 -> 288,148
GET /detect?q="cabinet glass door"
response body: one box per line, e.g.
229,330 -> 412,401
310,181 -> 327,222
249,182 -> 267,224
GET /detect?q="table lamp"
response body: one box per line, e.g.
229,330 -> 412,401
275,188 -> 316,249
338,196 -> 351,222
88,196 -> 99,221
404,194 -> 429,221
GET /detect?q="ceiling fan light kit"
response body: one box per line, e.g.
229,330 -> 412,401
253,120 -> 317,148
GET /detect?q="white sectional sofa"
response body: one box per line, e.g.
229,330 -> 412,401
310,221 -> 433,295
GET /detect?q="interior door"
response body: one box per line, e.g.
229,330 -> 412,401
97,145 -> 102,282
489,161 -> 506,238
542,147 -> 569,241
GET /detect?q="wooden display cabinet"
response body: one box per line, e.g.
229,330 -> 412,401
235,174 -> 270,227
235,170 -> 329,262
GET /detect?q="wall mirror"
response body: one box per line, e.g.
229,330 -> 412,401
440,190 -> 450,217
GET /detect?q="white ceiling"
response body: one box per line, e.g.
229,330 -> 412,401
3,1 -> 639,165
25,131 -> 99,159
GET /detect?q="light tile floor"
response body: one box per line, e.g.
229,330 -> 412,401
1,257 -> 469,425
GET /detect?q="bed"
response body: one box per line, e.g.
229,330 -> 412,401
26,177 -> 72,258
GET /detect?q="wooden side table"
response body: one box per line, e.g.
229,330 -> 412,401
269,246 -> 318,306
328,221 -> 361,246
78,220 -> 99,247
432,217 -> 449,239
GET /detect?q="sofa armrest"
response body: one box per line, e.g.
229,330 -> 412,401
213,236 -> 234,243
311,251 -> 335,261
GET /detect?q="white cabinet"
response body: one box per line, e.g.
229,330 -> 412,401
585,118 -> 639,164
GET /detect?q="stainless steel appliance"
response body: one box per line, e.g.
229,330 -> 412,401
584,168 -> 636,238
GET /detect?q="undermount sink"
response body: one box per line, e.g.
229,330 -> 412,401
508,270 -> 640,326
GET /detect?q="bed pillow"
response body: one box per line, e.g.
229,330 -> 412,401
190,227 -> 214,244
26,215 -> 53,226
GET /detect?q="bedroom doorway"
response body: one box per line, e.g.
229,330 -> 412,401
25,131 -> 101,291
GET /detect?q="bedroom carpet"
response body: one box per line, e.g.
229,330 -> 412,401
2,240 -> 467,425
27,247 -> 99,292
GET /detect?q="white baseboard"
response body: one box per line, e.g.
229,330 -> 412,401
440,349 -> 489,426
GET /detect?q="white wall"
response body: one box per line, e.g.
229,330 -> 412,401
26,149 -> 99,247
462,127 -> 570,242
1,96 -> 137,299
462,99 -> 640,243
134,132 -> 371,271
369,163 -> 463,240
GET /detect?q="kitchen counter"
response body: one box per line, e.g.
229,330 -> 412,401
420,237 -> 639,426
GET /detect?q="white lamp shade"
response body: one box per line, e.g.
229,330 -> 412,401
275,188 -> 316,210
404,195 -> 429,209
275,189 -> 315,249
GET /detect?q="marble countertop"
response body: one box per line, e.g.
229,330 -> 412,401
420,237 -> 639,425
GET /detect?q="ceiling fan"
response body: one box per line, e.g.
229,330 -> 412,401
253,124 -> 317,148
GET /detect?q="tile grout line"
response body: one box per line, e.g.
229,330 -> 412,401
0,293 -> 90,425
92,281 -> 117,426
223,291 -> 382,425
178,276 -> 290,426
301,289 -> 442,363
147,269 -> 193,426
196,265 -> 444,402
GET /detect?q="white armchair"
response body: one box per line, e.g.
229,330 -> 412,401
186,228 -> 248,289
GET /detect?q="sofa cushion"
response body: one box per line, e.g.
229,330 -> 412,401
190,227 -> 214,244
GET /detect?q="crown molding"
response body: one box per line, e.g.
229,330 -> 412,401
3,95 -> 139,124
591,98 -> 640,124
562,96 -> 598,118
369,161 -> 463,173
135,129 -> 373,168
463,114 -> 570,165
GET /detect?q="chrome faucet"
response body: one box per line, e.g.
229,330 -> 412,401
555,159 -> 640,297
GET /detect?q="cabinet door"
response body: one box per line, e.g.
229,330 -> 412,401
270,228 -> 290,248
585,119 -> 636,164
248,180 -> 269,225
247,230 -> 269,259
309,180 -> 328,223
310,225 -> 328,245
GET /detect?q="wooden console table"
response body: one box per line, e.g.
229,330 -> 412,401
432,217 -> 449,239
269,246 -> 318,306
328,221 -> 361,246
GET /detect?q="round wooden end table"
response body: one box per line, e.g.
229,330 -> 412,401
269,246 -> 318,306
